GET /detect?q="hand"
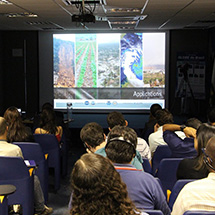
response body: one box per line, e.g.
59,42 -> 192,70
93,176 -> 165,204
183,127 -> 196,138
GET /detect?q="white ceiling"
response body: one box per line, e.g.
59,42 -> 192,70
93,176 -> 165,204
0,0 -> 215,31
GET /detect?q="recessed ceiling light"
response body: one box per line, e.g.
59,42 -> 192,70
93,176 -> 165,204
110,8 -> 141,13
0,0 -> 12,5
111,21 -> 137,25
6,12 -> 38,18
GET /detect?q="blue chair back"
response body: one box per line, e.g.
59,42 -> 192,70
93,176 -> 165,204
142,209 -> 164,215
13,142 -> 49,202
152,145 -> 172,175
0,156 -> 34,215
156,158 -> 183,195
142,158 -> 152,174
168,179 -> 194,211
33,134 -> 61,191
183,211 -> 215,215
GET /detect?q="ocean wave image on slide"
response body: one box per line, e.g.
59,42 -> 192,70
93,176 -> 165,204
121,33 -> 143,88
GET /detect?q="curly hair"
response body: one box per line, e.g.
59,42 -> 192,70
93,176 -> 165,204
70,153 -> 138,215
4,106 -> 31,142
40,108 -> 57,134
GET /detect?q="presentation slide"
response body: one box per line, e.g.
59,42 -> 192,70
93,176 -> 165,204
53,32 -> 165,111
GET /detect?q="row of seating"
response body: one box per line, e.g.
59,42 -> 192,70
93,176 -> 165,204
0,134 -> 67,215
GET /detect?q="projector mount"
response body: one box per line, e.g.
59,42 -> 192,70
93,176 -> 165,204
66,0 -> 100,23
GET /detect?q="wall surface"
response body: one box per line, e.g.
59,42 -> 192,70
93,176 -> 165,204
0,31 -> 39,116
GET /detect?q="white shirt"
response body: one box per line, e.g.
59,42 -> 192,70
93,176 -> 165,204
172,172 -> 215,215
136,137 -> 151,160
0,140 -> 23,158
148,126 -> 186,154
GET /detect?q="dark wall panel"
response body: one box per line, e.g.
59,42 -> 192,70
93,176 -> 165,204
1,31 -> 39,117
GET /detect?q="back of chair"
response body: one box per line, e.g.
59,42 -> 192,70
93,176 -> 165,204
183,211 -> 215,215
142,158 -> 152,174
156,158 -> 183,194
33,134 -> 61,191
152,145 -> 172,175
168,179 -> 194,211
142,209 -> 164,215
0,156 -> 34,215
13,142 -> 49,202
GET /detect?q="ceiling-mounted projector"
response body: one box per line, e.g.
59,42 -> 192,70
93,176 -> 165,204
72,14 -> 95,23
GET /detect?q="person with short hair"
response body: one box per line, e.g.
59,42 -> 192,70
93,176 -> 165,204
148,109 -> 185,156
80,122 -> 143,170
162,118 -> 202,158
106,125 -> 171,215
172,136 -> 215,215
70,153 -> 147,215
107,111 -> 151,160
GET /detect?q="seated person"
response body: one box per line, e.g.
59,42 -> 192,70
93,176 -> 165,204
80,122 -> 143,170
148,109 -> 185,156
172,136 -> 215,215
0,117 -> 52,215
176,123 -> 215,180
141,103 -> 162,142
105,125 -> 171,215
107,111 -> 151,160
34,107 -> 63,143
70,153 -> 148,215
162,118 -> 202,158
4,106 -> 34,142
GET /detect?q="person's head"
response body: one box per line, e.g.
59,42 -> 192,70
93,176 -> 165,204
106,125 -> 137,164
80,122 -> 105,152
194,123 -> 215,171
42,102 -> 53,111
204,136 -> 215,172
4,106 -> 22,126
40,107 -> 57,134
150,103 -> 162,118
207,107 -> 215,125
70,153 -> 137,215
185,118 -> 202,129
0,117 -> 7,137
155,109 -> 173,126
107,111 -> 127,130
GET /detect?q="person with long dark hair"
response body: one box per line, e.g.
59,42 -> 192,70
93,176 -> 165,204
70,153 -> 147,215
34,107 -> 63,142
177,123 -> 215,179
4,106 -> 34,143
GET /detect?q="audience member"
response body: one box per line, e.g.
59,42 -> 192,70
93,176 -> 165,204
4,106 -> 34,142
172,136 -> 215,215
80,122 -> 143,170
107,111 -> 151,160
148,108 -> 185,156
70,153 -> 147,215
34,107 -> 63,143
142,103 -> 162,141
106,125 -> 171,215
162,118 -> 201,158
177,123 -> 215,179
207,106 -> 215,125
0,117 -> 53,215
